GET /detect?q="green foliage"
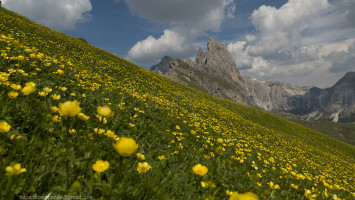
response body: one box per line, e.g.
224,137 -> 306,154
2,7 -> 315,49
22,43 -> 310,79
291,119 -> 355,146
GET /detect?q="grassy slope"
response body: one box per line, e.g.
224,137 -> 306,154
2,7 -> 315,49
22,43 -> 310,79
0,8 -> 355,199
291,120 -> 355,146
272,111 -> 355,146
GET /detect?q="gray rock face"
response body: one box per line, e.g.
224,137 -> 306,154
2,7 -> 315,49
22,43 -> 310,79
245,72 -> 355,122
149,38 -> 355,122
243,76 -> 311,111
288,71 -> 355,122
150,38 -> 251,105
200,38 -> 244,85
150,56 -> 171,75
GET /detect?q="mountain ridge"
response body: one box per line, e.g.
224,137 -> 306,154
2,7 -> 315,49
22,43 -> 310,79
150,38 -> 355,123
151,37 -> 252,106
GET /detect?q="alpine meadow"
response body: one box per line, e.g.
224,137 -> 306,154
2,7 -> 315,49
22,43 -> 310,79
1,7 -> 355,200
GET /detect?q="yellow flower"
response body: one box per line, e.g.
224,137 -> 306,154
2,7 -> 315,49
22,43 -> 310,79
59,87 -> 67,92
113,137 -> 138,157
8,69 -> 16,74
105,130 -> 118,140
10,84 -> 21,90
25,82 -> 36,87
201,181 -> 209,188
136,153 -> 145,160
229,192 -> 259,200
59,100 -> 81,117
137,162 -> 151,174
201,181 -> 216,189
5,163 -> 27,176
305,189 -> 317,199
57,69 -> 64,75
43,87 -> 52,93
97,106 -> 114,118
0,121 -> 11,133
51,106 -> 59,113
10,134 -> 22,140
78,113 -> 90,121
226,190 -> 234,196
17,55 -> 25,61
69,129 -> 76,134
192,164 -> 208,176
8,91 -> 19,99
52,115 -> 61,122
51,94 -> 61,100
268,181 -> 280,190
59,100 -> 81,116
94,128 -> 106,134
38,91 -> 47,96
176,125 -> 181,130
21,85 -> 36,95
217,138 -> 224,143
158,155 -> 166,160
92,160 -> 109,173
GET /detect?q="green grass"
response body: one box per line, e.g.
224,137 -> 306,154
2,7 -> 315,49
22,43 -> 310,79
291,119 -> 355,146
0,7 -> 355,200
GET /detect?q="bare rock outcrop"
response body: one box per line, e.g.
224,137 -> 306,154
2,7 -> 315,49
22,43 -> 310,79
150,38 -> 355,122
150,38 -> 251,105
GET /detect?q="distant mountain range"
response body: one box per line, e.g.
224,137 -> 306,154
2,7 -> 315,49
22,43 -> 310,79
151,38 -> 355,123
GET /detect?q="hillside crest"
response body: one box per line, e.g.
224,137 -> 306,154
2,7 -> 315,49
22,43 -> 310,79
151,38 -> 355,123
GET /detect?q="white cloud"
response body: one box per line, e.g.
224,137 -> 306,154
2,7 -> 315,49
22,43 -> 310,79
127,30 -> 195,64
3,0 -> 92,30
325,41 -> 355,73
227,0 -> 355,86
124,0 -> 236,64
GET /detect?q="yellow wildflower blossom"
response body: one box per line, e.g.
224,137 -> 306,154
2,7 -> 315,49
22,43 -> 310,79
92,160 -> 109,173
5,163 -> 27,176
192,164 -> 208,176
137,162 -> 151,174
229,192 -> 258,200
59,100 -> 81,116
43,87 -> 52,93
8,91 -> 19,99
51,94 -> 61,100
97,105 -> 114,118
0,121 -> 11,133
78,113 -> 90,120
21,85 -> 36,95
136,153 -> 145,161
113,137 -> 138,157
10,84 -> 21,90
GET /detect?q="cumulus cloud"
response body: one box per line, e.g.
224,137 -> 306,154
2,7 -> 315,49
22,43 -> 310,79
227,0 -> 355,86
2,0 -> 92,30
127,30 -> 195,64
124,0 -> 236,64
325,41 -> 355,73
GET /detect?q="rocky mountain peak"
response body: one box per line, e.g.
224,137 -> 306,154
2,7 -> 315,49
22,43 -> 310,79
204,37 -> 243,84
195,48 -> 206,67
207,37 -> 225,51
150,56 -> 172,75
336,71 -> 355,86
150,37 -> 251,105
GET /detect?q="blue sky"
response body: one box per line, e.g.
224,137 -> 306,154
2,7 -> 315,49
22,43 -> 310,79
3,0 -> 355,87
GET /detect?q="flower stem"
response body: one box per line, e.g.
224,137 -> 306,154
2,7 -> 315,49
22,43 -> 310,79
65,116 -> 71,186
